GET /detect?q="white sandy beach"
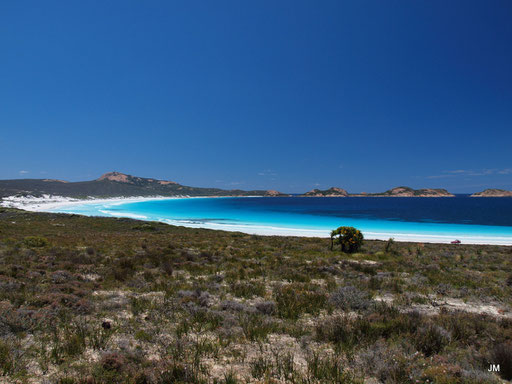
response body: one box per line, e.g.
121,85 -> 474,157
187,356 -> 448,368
0,194 -> 177,212
157,218 -> 512,245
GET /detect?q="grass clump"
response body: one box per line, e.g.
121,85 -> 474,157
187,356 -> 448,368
274,283 -> 327,320
23,235 -> 48,247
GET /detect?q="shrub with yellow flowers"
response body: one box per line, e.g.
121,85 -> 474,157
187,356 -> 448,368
330,226 -> 364,253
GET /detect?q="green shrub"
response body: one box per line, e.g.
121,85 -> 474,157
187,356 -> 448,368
0,340 -> 14,375
63,333 -> 86,357
23,236 -> 48,247
306,353 -> 356,383
250,355 -> 273,380
134,329 -> 153,342
330,227 -> 363,253
130,296 -> 152,316
239,313 -> 276,341
222,371 -> 238,384
231,281 -> 266,298
316,307 -> 415,351
274,284 -> 327,320
132,223 -> 157,231
0,338 -> 25,376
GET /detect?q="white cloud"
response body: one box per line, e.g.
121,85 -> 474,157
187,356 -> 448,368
19,170 -> 29,175
427,168 -> 512,179
258,169 -> 278,177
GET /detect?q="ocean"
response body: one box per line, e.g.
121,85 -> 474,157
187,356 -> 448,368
46,195 -> 512,245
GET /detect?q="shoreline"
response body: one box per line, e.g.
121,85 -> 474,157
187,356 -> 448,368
2,194 -> 511,246
0,194 -> 179,212
157,218 -> 512,245
0,194 -> 279,212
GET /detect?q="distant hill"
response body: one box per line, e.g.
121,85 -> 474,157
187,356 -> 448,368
471,189 -> 512,197
301,187 -> 348,197
0,172 -> 289,198
352,186 -> 454,197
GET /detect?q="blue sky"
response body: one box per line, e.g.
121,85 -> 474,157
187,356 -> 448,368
1,1 -> 511,193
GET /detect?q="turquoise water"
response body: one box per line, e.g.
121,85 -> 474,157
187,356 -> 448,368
49,196 -> 512,244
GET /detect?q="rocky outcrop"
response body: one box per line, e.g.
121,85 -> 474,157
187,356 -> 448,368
471,189 -> 512,197
264,190 -> 287,197
97,172 -> 178,185
97,172 -> 132,183
384,187 -> 454,197
352,186 -> 454,197
301,187 -> 348,197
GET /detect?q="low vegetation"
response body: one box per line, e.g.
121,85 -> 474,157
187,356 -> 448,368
0,207 -> 511,383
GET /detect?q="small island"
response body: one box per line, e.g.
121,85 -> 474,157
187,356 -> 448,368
361,186 -> 455,197
471,189 -> 512,197
301,187 -> 348,197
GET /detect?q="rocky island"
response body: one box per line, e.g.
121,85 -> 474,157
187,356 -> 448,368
301,187 -> 348,197
352,186 -> 455,197
471,189 -> 512,197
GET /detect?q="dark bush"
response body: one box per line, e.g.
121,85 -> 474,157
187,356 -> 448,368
414,324 -> 451,356
112,256 -> 136,281
161,261 -> 173,276
101,352 -> 127,372
492,341 -> 512,380
256,301 -> 277,316
132,224 -> 157,231
385,238 -> 395,253
220,300 -> 250,312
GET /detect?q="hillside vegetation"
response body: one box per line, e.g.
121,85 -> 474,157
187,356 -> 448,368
0,172 -> 287,199
0,208 -> 511,383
